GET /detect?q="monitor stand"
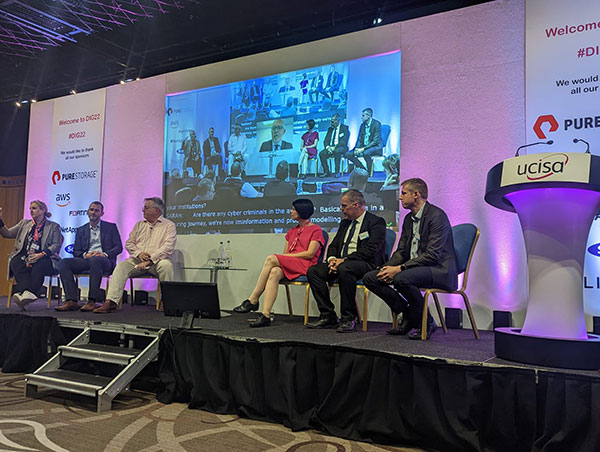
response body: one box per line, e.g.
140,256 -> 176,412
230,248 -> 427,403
179,311 -> 198,329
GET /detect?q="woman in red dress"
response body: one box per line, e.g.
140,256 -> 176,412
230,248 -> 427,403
233,199 -> 324,327
297,119 -> 319,178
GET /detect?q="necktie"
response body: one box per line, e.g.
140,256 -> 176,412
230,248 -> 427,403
274,144 -> 280,151
332,127 -> 338,146
342,220 -> 358,257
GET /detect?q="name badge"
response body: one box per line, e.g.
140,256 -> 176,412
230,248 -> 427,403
358,231 -> 369,240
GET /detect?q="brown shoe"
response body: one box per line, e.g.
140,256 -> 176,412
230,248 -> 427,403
80,301 -> 97,312
93,300 -> 118,313
55,300 -> 80,312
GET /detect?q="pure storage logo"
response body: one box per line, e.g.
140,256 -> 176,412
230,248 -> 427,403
533,115 -> 559,139
51,169 -> 98,185
534,113 -> 600,139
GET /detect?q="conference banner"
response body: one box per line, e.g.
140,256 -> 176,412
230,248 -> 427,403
525,0 -> 600,312
50,89 -> 106,256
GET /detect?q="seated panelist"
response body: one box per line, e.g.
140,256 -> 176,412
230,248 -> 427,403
93,197 -> 176,313
0,200 -> 63,310
233,199 -> 324,328
56,201 -> 123,312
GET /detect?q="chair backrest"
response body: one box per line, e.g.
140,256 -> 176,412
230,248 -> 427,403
384,228 -> 397,261
381,125 -> 392,148
319,230 -> 329,263
451,224 -> 479,289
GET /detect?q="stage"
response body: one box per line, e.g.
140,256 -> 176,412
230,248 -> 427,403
0,296 -> 599,451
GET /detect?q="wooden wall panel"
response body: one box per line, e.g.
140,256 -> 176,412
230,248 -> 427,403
0,177 -> 25,296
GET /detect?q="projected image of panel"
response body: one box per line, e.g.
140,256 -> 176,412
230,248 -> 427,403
164,51 -> 401,234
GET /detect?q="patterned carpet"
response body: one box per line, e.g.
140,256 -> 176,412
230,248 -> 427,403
0,373 -> 423,452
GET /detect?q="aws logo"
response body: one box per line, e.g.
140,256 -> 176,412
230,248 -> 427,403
516,153 -> 568,181
533,114 -> 559,139
64,244 -> 74,255
55,193 -> 71,207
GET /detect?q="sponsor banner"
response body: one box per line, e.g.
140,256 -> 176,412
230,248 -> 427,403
50,89 -> 106,256
500,152 -> 590,187
526,0 -> 600,151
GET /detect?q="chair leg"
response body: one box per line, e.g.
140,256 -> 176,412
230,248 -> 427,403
304,284 -> 310,325
432,292 -> 447,334
421,291 -> 430,340
129,278 -> 134,307
391,311 -> 399,329
47,275 -> 54,308
362,288 -> 368,331
460,291 -> 480,339
156,281 -> 162,311
7,277 -> 15,307
285,284 -> 293,317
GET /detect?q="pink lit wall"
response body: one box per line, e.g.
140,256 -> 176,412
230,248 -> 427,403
25,0 -> 531,327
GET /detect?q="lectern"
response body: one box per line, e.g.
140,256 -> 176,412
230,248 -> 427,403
485,152 -> 600,369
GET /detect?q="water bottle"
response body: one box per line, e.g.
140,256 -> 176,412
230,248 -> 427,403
218,241 -> 225,268
225,240 -> 232,268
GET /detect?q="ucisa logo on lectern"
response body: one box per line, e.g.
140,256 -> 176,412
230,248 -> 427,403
516,153 -> 569,181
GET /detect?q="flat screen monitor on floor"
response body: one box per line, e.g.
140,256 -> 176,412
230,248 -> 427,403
160,281 -> 221,329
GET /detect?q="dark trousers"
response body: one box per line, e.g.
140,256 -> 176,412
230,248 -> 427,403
10,253 -> 55,295
57,256 -> 112,301
363,266 -> 438,327
345,145 -> 383,174
307,260 -> 373,322
319,147 -> 346,174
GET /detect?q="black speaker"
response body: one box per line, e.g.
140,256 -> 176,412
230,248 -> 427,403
593,316 -> 600,335
493,310 -> 512,329
134,290 -> 149,306
445,307 -> 463,329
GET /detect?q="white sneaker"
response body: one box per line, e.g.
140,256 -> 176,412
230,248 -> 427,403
20,290 -> 38,307
11,292 -> 25,311
21,290 -> 38,301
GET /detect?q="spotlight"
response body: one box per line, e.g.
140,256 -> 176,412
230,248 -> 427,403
70,89 -> 77,95
15,101 -> 21,107
372,8 -> 383,25
31,99 -> 37,103
445,307 -> 463,329
21,100 -> 29,104
125,78 -> 133,82
120,80 -> 125,85
593,316 -> 600,334
135,77 -> 140,81
493,310 -> 512,329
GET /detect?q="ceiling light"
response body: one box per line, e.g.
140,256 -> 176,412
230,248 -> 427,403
15,102 -> 21,107
70,89 -> 77,95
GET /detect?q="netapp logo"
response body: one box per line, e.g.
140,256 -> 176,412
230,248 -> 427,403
51,170 -> 98,184
60,226 -> 77,234
516,153 -> 568,181
69,209 -> 87,216
588,243 -> 600,257
64,244 -> 74,255
56,193 -> 71,207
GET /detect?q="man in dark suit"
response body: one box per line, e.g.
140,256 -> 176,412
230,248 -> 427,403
259,119 -> 293,152
318,113 -> 350,177
345,107 -> 383,175
56,201 -> 123,311
306,189 -> 386,332
203,127 -> 222,173
363,178 -> 457,340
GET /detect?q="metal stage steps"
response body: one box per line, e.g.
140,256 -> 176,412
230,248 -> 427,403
25,323 -> 164,412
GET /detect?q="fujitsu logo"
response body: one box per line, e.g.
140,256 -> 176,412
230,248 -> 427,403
516,153 -> 569,181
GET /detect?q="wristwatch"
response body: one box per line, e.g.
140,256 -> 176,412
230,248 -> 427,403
400,264 -> 407,271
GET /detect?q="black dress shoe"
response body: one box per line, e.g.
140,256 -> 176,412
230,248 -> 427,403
337,319 -> 356,333
387,318 -> 412,335
306,317 -> 339,329
408,320 -> 438,340
249,314 -> 272,328
233,299 -> 259,313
